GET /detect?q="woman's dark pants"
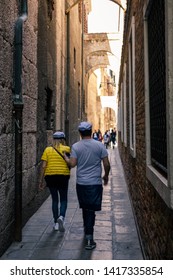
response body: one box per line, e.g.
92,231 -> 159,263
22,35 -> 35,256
45,175 -> 69,223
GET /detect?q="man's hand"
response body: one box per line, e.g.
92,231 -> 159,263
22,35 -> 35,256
102,156 -> 110,185
63,153 -> 77,168
102,175 -> 109,185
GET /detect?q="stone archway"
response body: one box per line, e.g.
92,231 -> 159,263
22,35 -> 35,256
84,0 -> 126,131
65,0 -> 126,14
109,0 -> 126,11
84,33 -> 122,75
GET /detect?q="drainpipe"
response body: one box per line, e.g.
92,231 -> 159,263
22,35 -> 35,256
81,0 -> 84,118
13,0 -> 28,241
65,11 -> 70,143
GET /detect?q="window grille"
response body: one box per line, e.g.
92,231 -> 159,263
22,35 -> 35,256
148,0 -> 167,175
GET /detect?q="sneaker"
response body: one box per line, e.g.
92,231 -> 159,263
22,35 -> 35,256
57,216 -> 65,232
53,223 -> 59,231
85,239 -> 96,250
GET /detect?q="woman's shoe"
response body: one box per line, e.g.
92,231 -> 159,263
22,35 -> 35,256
53,223 -> 59,231
57,216 -> 65,232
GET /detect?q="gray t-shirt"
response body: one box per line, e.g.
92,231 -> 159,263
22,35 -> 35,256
71,139 -> 108,185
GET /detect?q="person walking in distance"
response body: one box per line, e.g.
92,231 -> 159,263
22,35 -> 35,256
38,131 -> 70,232
64,122 -> 110,250
92,129 -> 99,141
110,129 -> 116,149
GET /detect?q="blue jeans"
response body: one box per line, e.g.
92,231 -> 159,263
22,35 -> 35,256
45,175 -> 69,223
76,184 -> 102,237
82,209 -> 96,236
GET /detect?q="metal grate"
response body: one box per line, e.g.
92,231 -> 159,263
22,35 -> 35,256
148,0 -> 167,175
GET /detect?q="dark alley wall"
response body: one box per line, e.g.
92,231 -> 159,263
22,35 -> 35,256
118,0 -> 173,259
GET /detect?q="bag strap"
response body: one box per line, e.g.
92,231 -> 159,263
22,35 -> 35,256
53,147 -> 64,159
53,147 -> 70,170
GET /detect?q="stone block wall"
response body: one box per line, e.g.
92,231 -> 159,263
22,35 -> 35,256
0,0 -> 62,256
0,0 -> 86,256
0,0 -> 18,255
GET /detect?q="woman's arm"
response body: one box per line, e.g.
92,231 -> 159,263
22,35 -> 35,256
38,160 -> 47,190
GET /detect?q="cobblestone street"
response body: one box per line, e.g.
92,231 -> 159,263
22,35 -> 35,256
1,147 -> 144,260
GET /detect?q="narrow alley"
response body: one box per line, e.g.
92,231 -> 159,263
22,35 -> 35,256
1,147 -> 143,260
1,0 -> 173,262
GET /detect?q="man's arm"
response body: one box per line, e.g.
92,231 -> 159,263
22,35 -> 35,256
102,156 -> 110,185
64,154 -> 77,168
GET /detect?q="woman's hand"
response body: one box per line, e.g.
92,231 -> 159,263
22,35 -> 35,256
38,160 -> 47,191
38,180 -> 45,191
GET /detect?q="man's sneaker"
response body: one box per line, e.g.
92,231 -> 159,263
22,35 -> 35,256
53,223 -> 59,231
85,239 -> 96,250
57,216 -> 65,232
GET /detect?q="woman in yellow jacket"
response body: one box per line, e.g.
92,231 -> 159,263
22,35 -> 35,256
39,131 -> 70,232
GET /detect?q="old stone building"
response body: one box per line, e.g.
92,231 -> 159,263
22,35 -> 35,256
0,0 -> 91,256
118,0 -> 173,259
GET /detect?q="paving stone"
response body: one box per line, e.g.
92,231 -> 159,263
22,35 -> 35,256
0,147 -> 144,260
90,250 -> 113,260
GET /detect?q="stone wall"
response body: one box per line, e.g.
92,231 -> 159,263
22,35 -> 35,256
66,3 -> 83,145
118,0 -> 173,259
87,72 -> 100,130
0,0 -> 19,256
0,0 -> 51,256
0,0 -> 85,256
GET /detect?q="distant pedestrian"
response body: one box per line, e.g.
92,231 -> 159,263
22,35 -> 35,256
38,131 -> 70,232
103,131 -> 109,149
98,129 -> 103,142
110,129 -> 116,149
64,122 -> 110,250
92,129 -> 99,141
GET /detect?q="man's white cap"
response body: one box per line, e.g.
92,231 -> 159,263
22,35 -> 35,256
78,122 -> 92,131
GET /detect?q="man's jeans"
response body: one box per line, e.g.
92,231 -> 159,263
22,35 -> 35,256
82,209 -> 96,236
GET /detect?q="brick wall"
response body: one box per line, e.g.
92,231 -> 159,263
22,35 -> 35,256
118,0 -> 173,259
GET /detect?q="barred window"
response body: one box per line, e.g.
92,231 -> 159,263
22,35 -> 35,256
148,0 -> 167,176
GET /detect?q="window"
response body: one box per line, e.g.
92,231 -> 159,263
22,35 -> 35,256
78,1 -> 82,23
74,48 -> 76,70
128,16 -> 136,157
78,82 -> 81,119
148,0 -> 167,176
144,0 -> 173,208
120,65 -> 127,146
123,64 -> 127,147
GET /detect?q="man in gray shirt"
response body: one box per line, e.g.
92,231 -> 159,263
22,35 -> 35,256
64,121 -> 110,250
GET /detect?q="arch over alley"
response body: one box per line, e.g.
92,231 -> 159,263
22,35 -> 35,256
84,1 -> 125,133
